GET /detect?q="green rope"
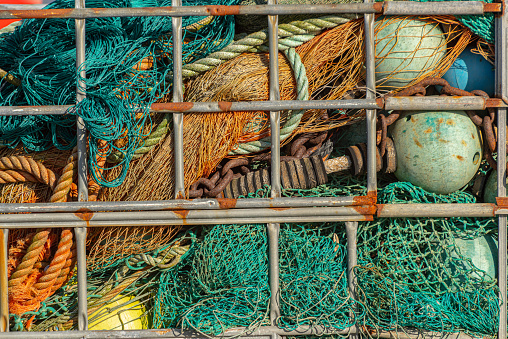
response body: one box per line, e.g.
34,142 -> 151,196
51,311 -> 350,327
107,113 -> 171,163
107,16 -> 348,162
229,47 -> 309,155
182,15 -> 351,79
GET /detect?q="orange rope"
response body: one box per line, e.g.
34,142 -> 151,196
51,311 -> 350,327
7,149 -> 78,317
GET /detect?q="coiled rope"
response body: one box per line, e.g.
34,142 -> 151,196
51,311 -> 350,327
7,150 -> 78,316
229,47 -> 309,155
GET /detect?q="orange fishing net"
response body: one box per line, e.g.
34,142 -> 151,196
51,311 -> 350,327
101,16 -> 475,202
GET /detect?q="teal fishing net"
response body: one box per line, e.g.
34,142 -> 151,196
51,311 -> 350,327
0,0 -> 239,187
14,176 -> 500,337
357,182 -> 499,337
154,222 -> 360,335
406,0 -> 495,43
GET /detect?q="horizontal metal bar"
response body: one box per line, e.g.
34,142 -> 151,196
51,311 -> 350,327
0,1 -> 500,20
384,96 -> 501,111
0,205 -> 375,227
0,326 -> 484,338
0,100 -> 381,116
0,4 -> 45,10
0,196 -> 362,213
0,326 -> 353,338
1,97 -> 506,117
377,203 -> 496,218
383,0 -> 484,15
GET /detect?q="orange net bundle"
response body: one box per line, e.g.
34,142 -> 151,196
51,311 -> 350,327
100,15 -> 475,202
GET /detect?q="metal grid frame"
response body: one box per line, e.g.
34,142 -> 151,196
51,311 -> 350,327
0,1 -> 506,338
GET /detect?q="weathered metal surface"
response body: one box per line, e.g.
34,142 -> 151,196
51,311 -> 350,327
377,203 -> 496,217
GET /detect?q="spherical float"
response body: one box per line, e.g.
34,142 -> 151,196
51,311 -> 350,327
389,110 -> 482,194
374,17 -> 447,90
441,45 -> 495,97
89,294 -> 148,330
442,235 -> 498,293
483,170 -> 504,203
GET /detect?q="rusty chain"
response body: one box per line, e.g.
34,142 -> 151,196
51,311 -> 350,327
189,130 -> 330,198
379,77 -> 499,169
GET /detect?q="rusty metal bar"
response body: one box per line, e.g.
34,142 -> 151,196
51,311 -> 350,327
2,97 -> 506,117
0,196 -> 365,213
0,229 -> 8,332
0,2 -> 500,20
0,206 -> 375,227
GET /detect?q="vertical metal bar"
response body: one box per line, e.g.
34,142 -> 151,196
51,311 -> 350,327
496,5 -> 507,338
363,0 -> 377,193
267,0 -> 281,327
172,0 -> 185,199
345,221 -> 358,338
75,0 -> 88,331
0,229 -> 8,332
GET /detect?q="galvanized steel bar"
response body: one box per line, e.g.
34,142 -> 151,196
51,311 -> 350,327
75,0 -> 88,331
0,206 -> 373,223
267,0 -> 281,326
2,97 -> 506,116
383,0 -> 483,15
0,215 -> 370,229
0,196 -> 360,213
0,325 -> 354,338
345,222 -> 358,339
364,0 -> 377,194
172,0 -> 185,199
0,229 -> 8,332
0,100 -> 381,116
496,5 -> 508,337
378,203 -> 496,218
384,96 -> 493,111
0,326 -> 482,338
0,2 -> 499,20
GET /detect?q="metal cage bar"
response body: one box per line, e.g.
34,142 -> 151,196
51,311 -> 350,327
0,1 -> 505,338
75,0 -> 89,331
267,0 -> 281,325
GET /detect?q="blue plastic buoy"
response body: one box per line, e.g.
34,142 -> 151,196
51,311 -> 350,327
441,46 -> 495,96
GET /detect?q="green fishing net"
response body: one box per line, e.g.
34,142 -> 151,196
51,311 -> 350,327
13,175 -> 500,337
0,0 -> 239,187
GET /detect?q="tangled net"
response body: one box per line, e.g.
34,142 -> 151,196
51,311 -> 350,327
0,0 -> 239,188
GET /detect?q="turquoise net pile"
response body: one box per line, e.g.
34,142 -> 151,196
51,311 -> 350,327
0,0 -> 238,187
16,174 -> 499,338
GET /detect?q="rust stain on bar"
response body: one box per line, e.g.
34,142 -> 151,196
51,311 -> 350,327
173,209 -> 190,219
486,98 -> 508,107
151,102 -> 194,112
217,198 -> 237,209
375,97 -> 384,109
6,8 -> 74,19
269,207 -> 291,211
74,208 -> 93,227
206,5 -> 240,16
497,197 -> 508,209
376,204 -> 385,217
484,2 -> 502,12
372,2 -> 384,13
353,194 -> 376,206
218,101 -> 233,112
351,205 -> 376,215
